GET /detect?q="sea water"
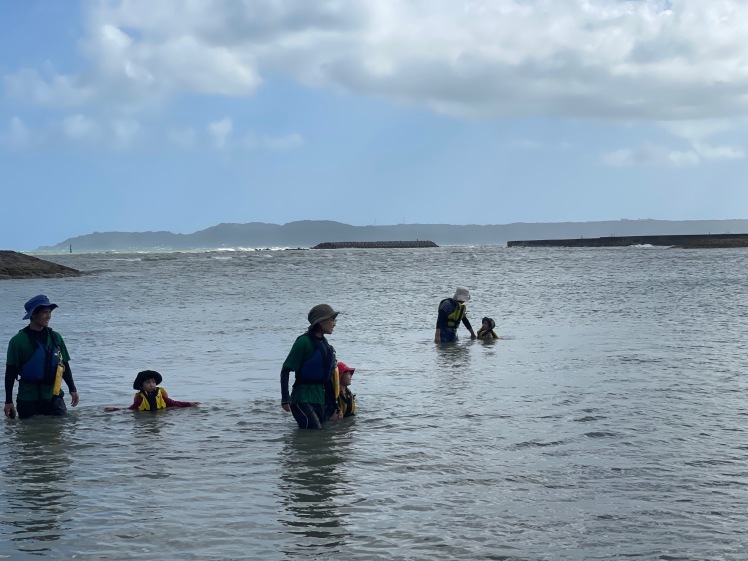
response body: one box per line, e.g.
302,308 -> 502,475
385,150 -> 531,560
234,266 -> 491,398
1,246 -> 747,560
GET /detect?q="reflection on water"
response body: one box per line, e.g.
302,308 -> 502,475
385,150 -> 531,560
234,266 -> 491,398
434,340 -> 472,370
278,424 -> 353,556
1,417 -> 76,555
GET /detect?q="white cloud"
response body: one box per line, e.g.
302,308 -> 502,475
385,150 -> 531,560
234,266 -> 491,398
1,115 -> 146,150
603,147 -> 645,167
4,68 -> 94,108
62,114 -> 99,141
603,143 -> 700,168
2,117 -> 35,150
603,138 -> 744,168
659,119 -> 735,142
692,141 -> 744,161
666,150 -> 700,168
111,118 -> 141,147
208,117 -> 233,149
7,1 -> 748,126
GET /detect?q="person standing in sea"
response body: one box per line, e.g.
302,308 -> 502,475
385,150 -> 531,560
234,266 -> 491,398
280,304 -> 340,429
434,287 -> 477,343
4,295 -> 80,420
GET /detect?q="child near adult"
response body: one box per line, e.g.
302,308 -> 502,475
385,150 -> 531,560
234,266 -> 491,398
476,317 -> 499,340
104,370 -> 200,411
336,361 -> 357,418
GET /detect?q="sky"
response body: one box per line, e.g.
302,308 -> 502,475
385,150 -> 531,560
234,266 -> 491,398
2,0 -> 748,250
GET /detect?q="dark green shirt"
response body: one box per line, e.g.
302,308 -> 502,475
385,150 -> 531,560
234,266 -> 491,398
6,327 -> 71,402
283,334 -> 327,405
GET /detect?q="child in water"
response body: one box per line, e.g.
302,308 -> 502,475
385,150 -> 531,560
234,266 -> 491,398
336,361 -> 356,417
476,317 -> 499,340
104,370 -> 200,411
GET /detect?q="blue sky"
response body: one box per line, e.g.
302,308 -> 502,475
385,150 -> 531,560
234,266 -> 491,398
2,0 -> 748,250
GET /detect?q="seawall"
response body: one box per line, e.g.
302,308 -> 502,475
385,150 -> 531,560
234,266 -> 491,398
312,240 -> 438,249
507,233 -> 748,248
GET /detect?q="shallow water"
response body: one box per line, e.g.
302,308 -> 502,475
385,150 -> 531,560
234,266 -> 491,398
1,246 -> 747,560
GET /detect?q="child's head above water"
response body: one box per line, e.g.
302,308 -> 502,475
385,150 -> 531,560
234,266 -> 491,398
337,362 -> 355,386
481,317 -> 496,331
133,370 -> 163,391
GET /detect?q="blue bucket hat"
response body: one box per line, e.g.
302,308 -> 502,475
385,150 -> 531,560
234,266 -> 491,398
23,294 -> 58,320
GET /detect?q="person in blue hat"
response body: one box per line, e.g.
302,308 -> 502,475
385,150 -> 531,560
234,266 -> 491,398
4,295 -> 79,420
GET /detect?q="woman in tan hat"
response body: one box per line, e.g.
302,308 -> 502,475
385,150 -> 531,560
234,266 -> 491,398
280,304 -> 340,429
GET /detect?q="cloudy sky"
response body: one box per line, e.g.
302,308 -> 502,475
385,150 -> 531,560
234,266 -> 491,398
2,0 -> 748,250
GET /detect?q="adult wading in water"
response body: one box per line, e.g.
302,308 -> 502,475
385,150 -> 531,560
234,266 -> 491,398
435,287 -> 477,343
280,304 -> 340,429
5,295 -> 79,420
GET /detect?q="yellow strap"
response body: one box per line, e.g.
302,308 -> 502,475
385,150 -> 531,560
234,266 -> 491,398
52,362 -> 64,395
332,365 -> 340,399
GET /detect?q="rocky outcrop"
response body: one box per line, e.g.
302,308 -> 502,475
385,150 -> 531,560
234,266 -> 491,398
312,240 -> 438,249
0,251 -> 83,279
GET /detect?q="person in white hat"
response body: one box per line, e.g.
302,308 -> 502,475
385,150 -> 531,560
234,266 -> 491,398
280,304 -> 340,429
434,287 -> 477,343
5,295 -> 80,420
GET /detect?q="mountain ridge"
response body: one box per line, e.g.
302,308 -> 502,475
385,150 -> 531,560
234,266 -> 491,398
36,219 -> 748,251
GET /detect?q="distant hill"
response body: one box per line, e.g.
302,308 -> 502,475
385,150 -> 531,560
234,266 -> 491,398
36,219 -> 748,252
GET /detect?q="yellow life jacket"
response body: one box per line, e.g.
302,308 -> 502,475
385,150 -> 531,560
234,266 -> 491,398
338,387 -> 356,417
135,387 -> 168,411
477,328 -> 499,340
446,301 -> 467,329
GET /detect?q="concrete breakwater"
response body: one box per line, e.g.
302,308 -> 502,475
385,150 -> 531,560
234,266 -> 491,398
507,233 -> 748,248
312,240 -> 438,249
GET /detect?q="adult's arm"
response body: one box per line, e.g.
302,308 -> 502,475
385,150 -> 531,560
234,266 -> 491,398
62,362 -> 79,406
62,362 -> 76,393
462,316 -> 477,339
324,377 -> 340,420
435,303 -> 449,330
4,365 -> 18,417
5,365 -> 17,404
280,367 -> 292,410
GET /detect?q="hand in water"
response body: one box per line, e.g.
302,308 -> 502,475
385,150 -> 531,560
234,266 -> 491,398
4,403 -> 17,419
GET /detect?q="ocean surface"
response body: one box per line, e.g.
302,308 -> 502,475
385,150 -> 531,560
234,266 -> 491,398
1,245 -> 747,560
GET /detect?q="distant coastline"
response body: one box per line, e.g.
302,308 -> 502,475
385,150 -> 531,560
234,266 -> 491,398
507,233 -> 748,248
29,218 -> 748,252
